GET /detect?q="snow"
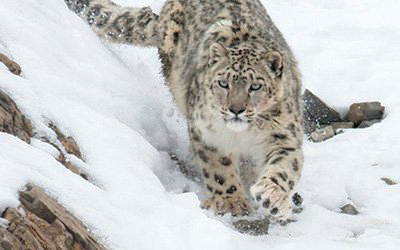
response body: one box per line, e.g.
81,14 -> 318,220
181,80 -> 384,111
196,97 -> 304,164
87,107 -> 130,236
1,0 -> 400,249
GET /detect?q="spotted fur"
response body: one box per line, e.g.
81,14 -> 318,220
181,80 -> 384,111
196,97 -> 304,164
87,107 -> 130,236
65,0 -> 304,220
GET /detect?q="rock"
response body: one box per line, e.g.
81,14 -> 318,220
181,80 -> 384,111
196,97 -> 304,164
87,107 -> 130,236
358,119 -> 381,128
340,204 -> 359,215
381,177 -> 397,185
1,184 -> 107,250
331,122 -> 354,129
346,102 -> 385,126
232,217 -> 269,235
0,53 -> 22,76
49,123 -> 83,160
310,126 -> 335,142
0,90 -> 32,143
292,193 -> 303,207
38,135 -> 87,179
169,152 -> 202,184
303,89 -> 342,134
293,208 -> 303,214
303,118 -> 319,135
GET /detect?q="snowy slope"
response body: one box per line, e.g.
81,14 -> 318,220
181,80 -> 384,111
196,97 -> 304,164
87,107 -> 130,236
1,0 -> 400,249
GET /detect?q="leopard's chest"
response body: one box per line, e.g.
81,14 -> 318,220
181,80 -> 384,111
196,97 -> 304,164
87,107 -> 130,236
194,112 -> 265,161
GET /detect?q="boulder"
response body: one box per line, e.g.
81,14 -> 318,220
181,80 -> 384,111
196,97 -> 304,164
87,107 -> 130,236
346,102 -> 385,126
303,89 -> 342,135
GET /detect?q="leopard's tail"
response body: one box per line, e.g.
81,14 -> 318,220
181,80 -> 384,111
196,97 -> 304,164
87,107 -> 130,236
65,0 -> 160,47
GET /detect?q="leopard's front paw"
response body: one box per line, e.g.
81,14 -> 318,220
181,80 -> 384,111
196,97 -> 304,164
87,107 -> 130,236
250,176 -> 291,220
201,195 -> 253,216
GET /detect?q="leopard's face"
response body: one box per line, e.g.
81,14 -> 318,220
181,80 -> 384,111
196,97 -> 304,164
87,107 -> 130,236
206,43 -> 284,131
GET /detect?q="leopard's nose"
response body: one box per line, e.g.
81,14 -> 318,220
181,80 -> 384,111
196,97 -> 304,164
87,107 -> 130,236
229,106 -> 246,116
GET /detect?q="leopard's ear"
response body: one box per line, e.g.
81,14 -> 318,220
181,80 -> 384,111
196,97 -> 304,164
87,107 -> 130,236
264,51 -> 283,78
209,42 -> 229,66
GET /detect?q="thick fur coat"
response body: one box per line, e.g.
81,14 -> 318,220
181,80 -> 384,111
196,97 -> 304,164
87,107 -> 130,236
65,0 -> 303,220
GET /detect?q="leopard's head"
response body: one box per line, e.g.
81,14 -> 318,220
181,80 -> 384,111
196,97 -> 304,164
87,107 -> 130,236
206,43 -> 284,131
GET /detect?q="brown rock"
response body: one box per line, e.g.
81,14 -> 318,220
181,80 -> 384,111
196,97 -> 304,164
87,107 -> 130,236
1,184 -> 107,250
0,90 -> 32,143
0,53 -> 22,76
0,227 -> 24,250
346,102 -> 385,126
310,126 -> 336,142
40,136 -> 87,180
61,137 -> 82,159
330,122 -> 354,129
49,124 -> 83,160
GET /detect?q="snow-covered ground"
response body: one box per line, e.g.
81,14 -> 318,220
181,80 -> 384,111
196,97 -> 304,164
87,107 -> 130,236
1,0 -> 400,249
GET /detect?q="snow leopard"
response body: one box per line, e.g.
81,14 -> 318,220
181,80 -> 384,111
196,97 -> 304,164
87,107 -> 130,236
64,0 -> 304,221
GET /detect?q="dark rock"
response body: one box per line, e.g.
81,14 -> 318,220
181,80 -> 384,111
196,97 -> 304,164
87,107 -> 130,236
310,126 -> 335,142
381,177 -> 397,185
0,90 -> 32,143
232,217 -> 269,235
340,204 -> 359,215
358,119 -> 381,128
303,118 -> 319,135
331,122 -> 354,129
292,193 -> 303,207
293,208 -> 303,214
303,89 -> 342,134
169,152 -> 202,184
346,102 -> 385,126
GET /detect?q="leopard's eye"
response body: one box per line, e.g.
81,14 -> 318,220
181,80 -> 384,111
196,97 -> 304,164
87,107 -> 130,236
249,83 -> 262,91
218,80 -> 229,89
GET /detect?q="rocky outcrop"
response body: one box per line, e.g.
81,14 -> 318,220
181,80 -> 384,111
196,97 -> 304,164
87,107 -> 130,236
1,56 -> 104,249
1,54 -> 31,143
0,90 -> 32,144
45,123 -> 88,180
49,123 -> 82,160
0,184 -> 107,250
0,90 -> 87,179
